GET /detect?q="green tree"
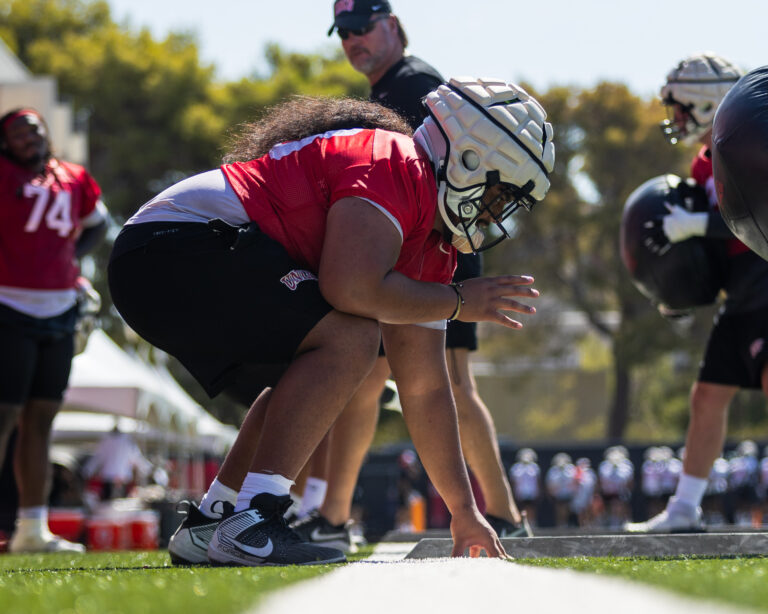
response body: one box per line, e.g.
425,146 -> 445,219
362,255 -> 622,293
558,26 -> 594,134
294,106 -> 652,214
1,0 -> 365,424
2,0 -> 365,221
485,82 -> 698,440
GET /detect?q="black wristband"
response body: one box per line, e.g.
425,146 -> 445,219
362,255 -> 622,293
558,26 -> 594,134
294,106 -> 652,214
448,282 -> 465,321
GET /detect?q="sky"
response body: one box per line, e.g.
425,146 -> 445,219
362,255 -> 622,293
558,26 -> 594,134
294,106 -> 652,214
104,0 -> 767,98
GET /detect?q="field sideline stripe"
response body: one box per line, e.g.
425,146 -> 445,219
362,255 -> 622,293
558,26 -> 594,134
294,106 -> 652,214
249,543 -> 757,614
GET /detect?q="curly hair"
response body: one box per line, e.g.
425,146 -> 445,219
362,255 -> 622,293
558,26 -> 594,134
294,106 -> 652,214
223,96 -> 413,163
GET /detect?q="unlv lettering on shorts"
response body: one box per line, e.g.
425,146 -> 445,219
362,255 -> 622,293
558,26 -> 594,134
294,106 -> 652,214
280,269 -> 318,291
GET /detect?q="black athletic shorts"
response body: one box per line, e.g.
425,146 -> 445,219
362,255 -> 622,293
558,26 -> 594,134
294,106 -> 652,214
108,221 -> 333,400
698,306 -> 768,389
446,252 -> 482,351
0,303 -> 77,404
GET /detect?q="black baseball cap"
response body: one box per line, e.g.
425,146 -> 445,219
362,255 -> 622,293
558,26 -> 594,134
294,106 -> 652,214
327,0 -> 393,36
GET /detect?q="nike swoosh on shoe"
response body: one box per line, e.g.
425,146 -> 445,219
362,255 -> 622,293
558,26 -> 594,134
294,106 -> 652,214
310,527 -> 347,542
234,538 -> 274,558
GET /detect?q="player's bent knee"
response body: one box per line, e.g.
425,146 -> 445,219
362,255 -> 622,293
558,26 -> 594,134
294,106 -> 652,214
689,387 -> 730,418
302,310 -> 380,367
333,314 -> 380,364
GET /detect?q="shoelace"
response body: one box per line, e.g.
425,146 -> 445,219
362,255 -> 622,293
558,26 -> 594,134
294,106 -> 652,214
211,500 -> 235,518
264,498 -> 303,543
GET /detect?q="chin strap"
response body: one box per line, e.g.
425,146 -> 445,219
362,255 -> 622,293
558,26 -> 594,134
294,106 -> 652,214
451,229 -> 483,253
436,182 -> 484,252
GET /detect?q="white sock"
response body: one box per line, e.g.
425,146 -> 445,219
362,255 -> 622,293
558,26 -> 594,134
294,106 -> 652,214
235,472 -> 294,513
18,506 -> 47,520
16,507 -> 48,536
297,477 -> 327,517
199,478 -> 238,519
669,473 -> 708,511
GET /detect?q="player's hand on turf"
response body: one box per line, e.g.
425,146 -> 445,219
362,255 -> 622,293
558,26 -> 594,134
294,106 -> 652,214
456,275 -> 539,329
449,508 -> 509,559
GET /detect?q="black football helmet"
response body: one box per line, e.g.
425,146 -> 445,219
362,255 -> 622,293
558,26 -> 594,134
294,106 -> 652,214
620,174 -> 726,310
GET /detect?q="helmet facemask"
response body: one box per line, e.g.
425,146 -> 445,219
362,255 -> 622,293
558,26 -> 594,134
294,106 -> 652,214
658,53 -> 743,146
438,170 -> 536,253
659,98 -> 705,146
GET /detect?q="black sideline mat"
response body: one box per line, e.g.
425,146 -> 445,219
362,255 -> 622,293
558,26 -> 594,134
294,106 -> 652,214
383,525 -> 768,542
405,532 -> 768,559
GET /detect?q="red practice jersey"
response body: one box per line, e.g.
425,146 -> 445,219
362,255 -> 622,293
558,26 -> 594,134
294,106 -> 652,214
0,157 -> 101,289
222,128 -> 456,284
691,146 -> 749,257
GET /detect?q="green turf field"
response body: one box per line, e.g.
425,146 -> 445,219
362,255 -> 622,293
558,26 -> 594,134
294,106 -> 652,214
2,549 -> 768,614
0,550 -> 341,614
524,556 -> 768,611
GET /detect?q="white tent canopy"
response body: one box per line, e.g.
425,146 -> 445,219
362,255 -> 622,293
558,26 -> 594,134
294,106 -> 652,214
59,330 -> 237,455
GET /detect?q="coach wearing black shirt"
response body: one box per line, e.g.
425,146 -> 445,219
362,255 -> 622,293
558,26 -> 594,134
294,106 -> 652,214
290,0 -> 531,543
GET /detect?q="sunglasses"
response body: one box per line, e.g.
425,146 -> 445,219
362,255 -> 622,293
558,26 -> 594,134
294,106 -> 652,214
337,14 -> 389,40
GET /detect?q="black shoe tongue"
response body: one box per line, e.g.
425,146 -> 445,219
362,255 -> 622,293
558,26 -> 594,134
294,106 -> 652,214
249,493 -> 292,516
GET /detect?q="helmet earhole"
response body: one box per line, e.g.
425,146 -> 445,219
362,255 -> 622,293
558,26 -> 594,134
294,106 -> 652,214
461,150 -> 480,171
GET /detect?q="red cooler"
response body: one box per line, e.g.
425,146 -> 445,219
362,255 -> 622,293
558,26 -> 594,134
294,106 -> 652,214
130,511 -> 159,550
86,514 -> 131,551
49,508 -> 86,543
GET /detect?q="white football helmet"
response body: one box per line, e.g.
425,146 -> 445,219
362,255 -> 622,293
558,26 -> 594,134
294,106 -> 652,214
660,53 -> 743,145
737,439 -> 758,458
419,77 -> 555,253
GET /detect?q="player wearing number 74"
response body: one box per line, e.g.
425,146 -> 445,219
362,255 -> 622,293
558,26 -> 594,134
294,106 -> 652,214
0,108 -> 108,553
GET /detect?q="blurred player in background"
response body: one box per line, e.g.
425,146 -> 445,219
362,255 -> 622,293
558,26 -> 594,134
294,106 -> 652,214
546,453 -> 577,527
571,457 -> 597,528
627,53 -> 768,533
509,448 -> 541,526
640,446 -> 666,518
598,445 -> 634,528
702,452 -> 729,525
0,108 -> 108,552
726,439 -> 761,526
658,445 -> 682,504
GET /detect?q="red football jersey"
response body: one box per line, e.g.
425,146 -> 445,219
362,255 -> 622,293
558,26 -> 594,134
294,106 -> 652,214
221,128 -> 456,284
0,157 -> 101,289
691,146 -> 748,256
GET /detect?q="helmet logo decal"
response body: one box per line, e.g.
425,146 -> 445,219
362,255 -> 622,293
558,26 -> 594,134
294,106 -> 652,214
461,150 -> 480,170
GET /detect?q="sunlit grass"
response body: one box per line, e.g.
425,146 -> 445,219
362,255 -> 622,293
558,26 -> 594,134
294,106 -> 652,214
0,550 -> 339,614
4,548 -> 768,614
522,556 -> 768,611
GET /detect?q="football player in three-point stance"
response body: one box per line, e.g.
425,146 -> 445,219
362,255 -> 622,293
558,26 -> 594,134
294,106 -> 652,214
626,53 -> 768,533
110,78 -> 554,566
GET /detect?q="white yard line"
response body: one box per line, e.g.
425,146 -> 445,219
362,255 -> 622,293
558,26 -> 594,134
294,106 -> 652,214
250,543 -> 758,614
